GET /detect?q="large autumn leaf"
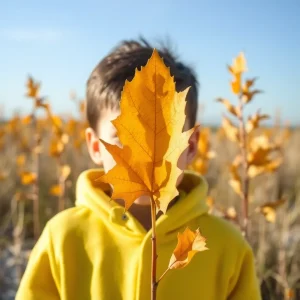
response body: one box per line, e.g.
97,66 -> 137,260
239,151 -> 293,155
97,49 -> 196,213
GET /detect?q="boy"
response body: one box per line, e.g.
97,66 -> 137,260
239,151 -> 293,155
16,38 -> 261,300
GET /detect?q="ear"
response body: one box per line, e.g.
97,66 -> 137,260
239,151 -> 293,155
186,125 -> 200,165
85,127 -> 103,166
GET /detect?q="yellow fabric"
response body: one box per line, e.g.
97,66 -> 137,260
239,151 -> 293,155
16,169 -> 261,300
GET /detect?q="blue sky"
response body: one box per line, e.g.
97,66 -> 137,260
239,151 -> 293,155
0,0 -> 299,125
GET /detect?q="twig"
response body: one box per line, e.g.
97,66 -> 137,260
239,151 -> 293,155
237,96 -> 249,238
150,196 -> 158,300
31,110 -> 40,240
56,156 -> 66,212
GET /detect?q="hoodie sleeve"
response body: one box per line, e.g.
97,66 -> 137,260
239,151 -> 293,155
227,240 -> 262,300
15,223 -> 60,300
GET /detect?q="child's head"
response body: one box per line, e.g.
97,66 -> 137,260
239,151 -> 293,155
85,38 -> 200,174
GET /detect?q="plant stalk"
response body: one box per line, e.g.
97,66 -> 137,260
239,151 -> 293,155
237,97 -> 250,239
57,156 -> 66,212
150,197 -> 158,300
32,112 -> 40,241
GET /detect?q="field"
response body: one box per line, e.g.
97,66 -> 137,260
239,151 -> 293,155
0,55 -> 300,300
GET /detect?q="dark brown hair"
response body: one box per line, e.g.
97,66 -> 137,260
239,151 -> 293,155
86,38 -> 199,132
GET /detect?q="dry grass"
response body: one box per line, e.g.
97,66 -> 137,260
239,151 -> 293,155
0,122 -> 299,299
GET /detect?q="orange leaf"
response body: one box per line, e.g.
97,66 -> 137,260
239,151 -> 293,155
60,165 -> 71,181
226,206 -> 237,219
61,133 -> 69,144
26,76 -> 40,98
192,158 -> 208,175
231,73 -> 242,95
34,99 -> 49,110
228,52 -> 247,75
22,115 -> 33,125
229,163 -> 243,198
242,77 -> 258,92
248,157 -> 282,178
222,116 -> 239,142
51,115 -> 63,130
20,171 -> 37,185
49,184 -> 63,196
246,111 -> 269,133
256,199 -> 286,223
169,227 -> 208,269
217,98 -> 240,117
16,154 -> 26,167
50,139 -> 64,157
97,49 -> 196,213
242,89 -> 263,104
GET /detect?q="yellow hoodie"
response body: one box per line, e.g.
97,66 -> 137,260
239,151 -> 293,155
16,169 -> 261,300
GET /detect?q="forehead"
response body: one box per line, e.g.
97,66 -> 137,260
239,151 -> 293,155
98,108 -> 120,132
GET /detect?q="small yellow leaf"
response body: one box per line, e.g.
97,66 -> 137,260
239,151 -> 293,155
66,119 -> 77,134
222,117 -> 239,142
206,151 -> 216,159
261,206 -> 276,223
246,112 -> 269,133
50,139 -> 64,157
248,148 -> 272,166
22,115 -> 33,125
242,77 -> 257,92
169,227 -> 208,270
20,171 -> 37,185
33,145 -> 43,154
26,76 -> 40,98
229,179 -> 243,198
229,162 -> 243,198
217,98 -> 240,117
193,158 -> 208,175
197,127 -> 210,154
248,157 -> 282,178
34,99 -> 49,110
242,89 -> 263,104
231,73 -> 242,95
16,154 -> 26,167
228,52 -> 247,75
61,133 -> 69,144
51,115 -> 63,130
226,206 -> 237,219
256,198 -> 286,223
49,184 -> 63,196
60,165 -> 71,181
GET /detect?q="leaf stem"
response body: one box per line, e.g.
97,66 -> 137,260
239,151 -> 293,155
150,196 -> 158,300
237,96 -> 249,239
157,267 -> 171,284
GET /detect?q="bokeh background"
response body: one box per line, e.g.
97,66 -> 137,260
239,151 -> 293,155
0,1 -> 299,299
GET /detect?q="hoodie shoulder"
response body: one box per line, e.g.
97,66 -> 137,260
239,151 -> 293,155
46,206 -> 96,236
196,213 -> 248,253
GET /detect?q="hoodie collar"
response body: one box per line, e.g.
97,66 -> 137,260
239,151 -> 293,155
75,169 -> 209,241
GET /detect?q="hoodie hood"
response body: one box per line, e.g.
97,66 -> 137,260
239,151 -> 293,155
75,168 -> 209,241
